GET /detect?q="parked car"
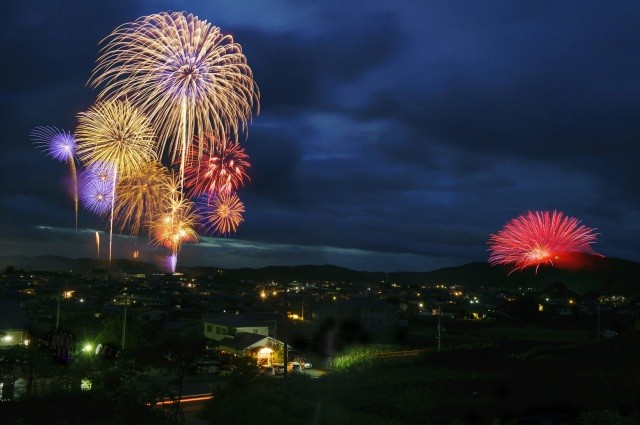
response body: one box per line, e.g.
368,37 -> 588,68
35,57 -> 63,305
294,357 -> 312,369
260,366 -> 275,376
287,362 -> 302,373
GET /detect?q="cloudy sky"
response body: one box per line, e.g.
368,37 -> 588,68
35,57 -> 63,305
1,0 -> 639,272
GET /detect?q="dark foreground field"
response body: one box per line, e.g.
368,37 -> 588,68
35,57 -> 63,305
205,325 -> 640,425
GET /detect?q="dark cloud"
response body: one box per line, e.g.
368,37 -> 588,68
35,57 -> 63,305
237,8 -> 403,114
243,124 -> 303,207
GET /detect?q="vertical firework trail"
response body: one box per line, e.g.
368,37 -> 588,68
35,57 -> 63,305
180,96 -> 188,191
109,164 -> 118,262
30,126 -> 79,230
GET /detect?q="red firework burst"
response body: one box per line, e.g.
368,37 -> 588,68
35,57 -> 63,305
182,134 -> 250,198
204,192 -> 245,235
488,210 -> 599,273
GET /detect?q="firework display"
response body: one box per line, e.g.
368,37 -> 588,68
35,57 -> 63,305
79,168 -> 113,216
203,192 -> 245,235
76,100 -> 158,262
183,134 -> 250,197
114,161 -> 171,236
32,11 -> 258,270
150,174 -> 199,271
90,11 -> 259,187
30,126 -> 77,162
75,100 -> 157,176
488,210 -> 599,273
30,126 -> 79,229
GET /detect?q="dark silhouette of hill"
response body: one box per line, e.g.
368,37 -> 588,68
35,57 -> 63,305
1,254 -> 638,295
391,255 -> 640,295
0,255 -> 160,274
188,264 -> 385,284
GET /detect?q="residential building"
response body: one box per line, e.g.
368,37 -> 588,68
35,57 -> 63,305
0,300 -> 31,348
202,313 -> 275,341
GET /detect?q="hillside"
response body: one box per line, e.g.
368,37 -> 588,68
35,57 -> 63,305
1,254 -> 638,295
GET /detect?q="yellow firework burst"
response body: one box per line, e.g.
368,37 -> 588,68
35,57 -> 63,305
114,161 -> 171,236
150,174 -> 199,254
76,100 -> 157,261
206,192 -> 245,235
90,11 -> 259,167
75,100 -> 157,177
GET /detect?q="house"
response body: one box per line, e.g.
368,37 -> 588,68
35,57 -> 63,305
202,313 -> 277,341
217,332 -> 285,366
0,300 -> 31,348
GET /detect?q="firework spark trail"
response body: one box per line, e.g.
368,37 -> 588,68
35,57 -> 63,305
150,174 -> 199,268
96,231 -> 100,260
30,126 -> 79,230
109,164 -> 118,263
168,253 -> 178,274
90,11 -> 259,187
76,100 -> 157,262
114,161 -> 171,236
203,192 -> 245,235
183,134 -> 250,198
488,210 -> 599,274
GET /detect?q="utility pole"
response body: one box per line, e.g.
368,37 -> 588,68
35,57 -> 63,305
33,299 -> 39,341
437,303 -> 442,352
55,295 -> 61,331
57,279 -> 68,331
283,282 -> 288,403
597,298 -> 600,341
121,294 -> 128,350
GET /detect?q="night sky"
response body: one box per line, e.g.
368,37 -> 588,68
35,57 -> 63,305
1,0 -> 639,272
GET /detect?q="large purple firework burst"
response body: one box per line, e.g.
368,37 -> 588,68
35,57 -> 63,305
79,163 -> 115,216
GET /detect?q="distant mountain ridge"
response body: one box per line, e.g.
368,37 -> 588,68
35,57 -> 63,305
0,255 -> 160,274
1,254 -> 639,295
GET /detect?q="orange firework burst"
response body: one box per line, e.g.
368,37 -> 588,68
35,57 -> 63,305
204,192 -> 245,235
183,134 -> 250,197
488,210 -> 599,274
150,174 -> 199,255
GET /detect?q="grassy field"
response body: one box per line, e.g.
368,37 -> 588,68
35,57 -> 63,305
204,320 -> 640,425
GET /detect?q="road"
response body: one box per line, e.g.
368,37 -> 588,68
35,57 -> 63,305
181,400 -> 208,425
150,368 -> 326,424
154,394 -> 212,425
